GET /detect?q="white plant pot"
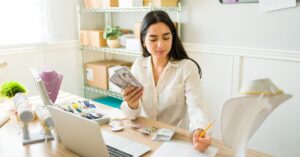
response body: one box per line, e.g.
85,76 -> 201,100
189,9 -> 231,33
107,39 -> 121,48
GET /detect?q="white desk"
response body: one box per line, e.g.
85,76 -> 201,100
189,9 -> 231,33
0,92 -> 271,157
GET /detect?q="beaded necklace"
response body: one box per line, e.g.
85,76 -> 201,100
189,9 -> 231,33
43,75 -> 61,95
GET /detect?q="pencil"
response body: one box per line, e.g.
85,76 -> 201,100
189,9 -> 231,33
198,120 -> 215,139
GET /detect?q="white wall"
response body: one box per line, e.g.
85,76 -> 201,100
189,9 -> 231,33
185,44 -> 300,157
1,0 -> 300,156
0,0 -> 82,96
114,2 -> 300,155
0,41 -> 82,97
180,1 -> 300,157
181,1 -> 300,51
45,0 -> 79,41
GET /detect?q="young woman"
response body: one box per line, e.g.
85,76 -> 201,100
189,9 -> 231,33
120,10 -> 211,152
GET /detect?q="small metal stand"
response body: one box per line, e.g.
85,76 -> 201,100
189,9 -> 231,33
22,123 -> 54,145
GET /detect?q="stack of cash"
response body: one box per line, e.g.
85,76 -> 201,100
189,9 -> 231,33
109,66 -> 142,89
152,128 -> 176,142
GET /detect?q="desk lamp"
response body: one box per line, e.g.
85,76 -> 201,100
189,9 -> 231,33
221,79 -> 292,157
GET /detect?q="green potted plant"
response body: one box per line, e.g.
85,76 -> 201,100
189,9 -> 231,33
103,25 -> 122,48
0,81 -> 26,110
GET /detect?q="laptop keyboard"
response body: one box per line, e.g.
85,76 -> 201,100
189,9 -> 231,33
107,145 -> 133,157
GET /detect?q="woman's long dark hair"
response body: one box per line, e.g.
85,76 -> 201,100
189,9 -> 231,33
140,10 -> 202,78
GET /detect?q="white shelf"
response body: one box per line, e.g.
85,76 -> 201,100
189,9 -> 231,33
79,4 -> 181,99
84,85 -> 123,100
81,46 -> 142,57
80,6 -> 179,13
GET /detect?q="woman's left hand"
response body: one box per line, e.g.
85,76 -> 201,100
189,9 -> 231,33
192,129 -> 212,152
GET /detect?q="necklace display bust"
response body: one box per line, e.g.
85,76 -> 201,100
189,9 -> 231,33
39,67 -> 63,103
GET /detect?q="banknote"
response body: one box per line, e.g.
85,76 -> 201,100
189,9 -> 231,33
109,66 -> 143,89
152,128 -> 176,142
109,74 -> 129,89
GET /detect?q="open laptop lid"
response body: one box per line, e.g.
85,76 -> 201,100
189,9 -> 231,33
47,105 -> 110,157
30,67 -> 53,106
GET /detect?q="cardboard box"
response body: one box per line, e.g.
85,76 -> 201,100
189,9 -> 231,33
87,30 -> 107,47
81,30 -> 107,47
102,0 -> 118,8
121,29 -> 133,34
143,0 -> 151,6
119,0 -> 143,8
155,0 -> 178,7
143,0 -> 178,7
80,30 -> 89,46
84,0 -> 102,8
85,60 -> 132,89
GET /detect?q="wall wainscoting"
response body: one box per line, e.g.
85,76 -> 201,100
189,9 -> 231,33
184,43 -> 300,157
0,40 -> 81,97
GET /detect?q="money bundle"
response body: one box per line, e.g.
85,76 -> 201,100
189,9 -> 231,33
152,128 -> 176,142
109,66 -> 142,89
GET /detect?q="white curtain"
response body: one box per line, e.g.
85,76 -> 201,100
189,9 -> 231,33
0,0 -> 47,47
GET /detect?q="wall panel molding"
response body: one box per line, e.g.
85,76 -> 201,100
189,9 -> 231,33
0,40 -> 79,56
45,40 -> 79,51
184,43 -> 300,62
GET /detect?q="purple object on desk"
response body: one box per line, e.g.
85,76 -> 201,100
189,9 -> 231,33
39,67 -> 63,103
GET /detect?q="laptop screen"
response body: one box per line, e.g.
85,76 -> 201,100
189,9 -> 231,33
30,67 -> 53,106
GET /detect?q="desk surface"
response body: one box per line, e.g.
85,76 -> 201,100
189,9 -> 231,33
0,94 -> 272,157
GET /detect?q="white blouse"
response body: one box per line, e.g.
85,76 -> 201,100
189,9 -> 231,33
120,56 -> 208,131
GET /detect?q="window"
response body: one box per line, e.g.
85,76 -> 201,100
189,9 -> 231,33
0,0 -> 47,47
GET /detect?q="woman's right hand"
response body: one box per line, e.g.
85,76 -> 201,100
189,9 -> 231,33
121,86 -> 143,110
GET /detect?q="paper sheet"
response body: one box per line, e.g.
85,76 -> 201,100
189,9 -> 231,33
97,108 -> 126,120
260,0 -> 296,12
151,140 -> 218,157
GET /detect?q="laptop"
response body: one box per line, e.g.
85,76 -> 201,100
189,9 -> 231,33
30,67 -> 151,157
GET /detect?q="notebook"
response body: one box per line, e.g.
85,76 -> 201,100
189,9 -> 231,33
151,140 -> 218,157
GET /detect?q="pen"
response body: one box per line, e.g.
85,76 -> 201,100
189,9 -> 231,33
198,120 -> 215,139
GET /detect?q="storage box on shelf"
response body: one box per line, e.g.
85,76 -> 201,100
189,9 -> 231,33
84,0 -> 102,8
79,1 -> 181,99
119,0 -> 143,8
119,34 -> 135,47
143,0 -> 178,7
80,30 -> 89,46
125,38 -> 142,51
85,60 -> 132,90
80,30 -> 107,47
102,0 -> 118,8
155,0 -> 178,7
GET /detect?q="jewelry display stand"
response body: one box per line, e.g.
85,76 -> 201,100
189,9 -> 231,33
22,123 -> 54,145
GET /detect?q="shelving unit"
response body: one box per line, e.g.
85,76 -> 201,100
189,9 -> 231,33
78,2 -> 181,100
79,6 -> 179,13
84,85 -> 123,100
81,46 -> 142,57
